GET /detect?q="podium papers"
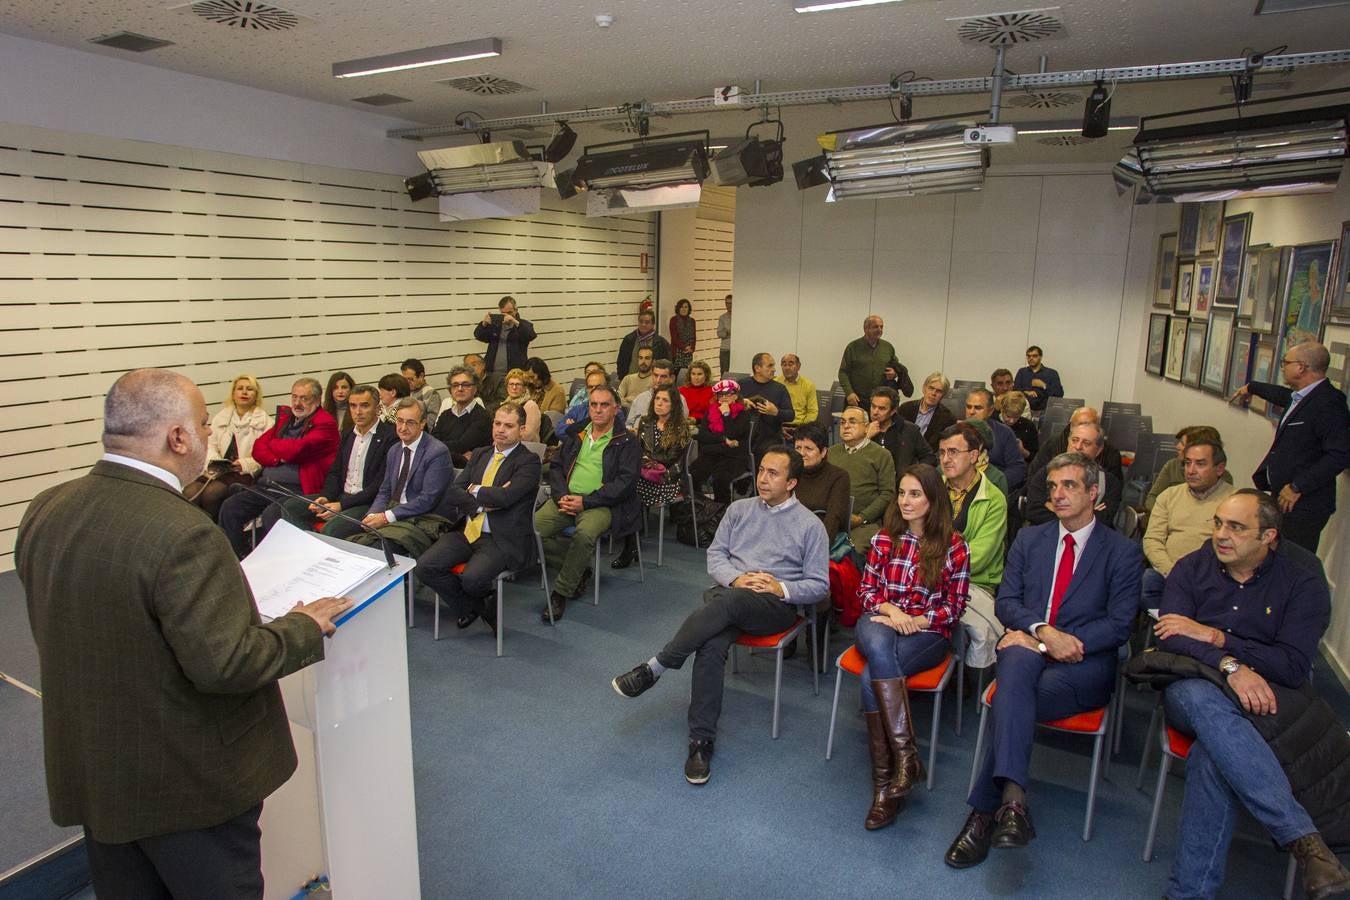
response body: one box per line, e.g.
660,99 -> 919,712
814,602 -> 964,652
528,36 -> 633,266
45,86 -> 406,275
240,520 -> 385,621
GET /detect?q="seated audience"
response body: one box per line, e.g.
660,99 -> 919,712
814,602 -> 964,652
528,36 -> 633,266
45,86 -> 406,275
855,463 -> 970,829
527,357 -> 567,414
617,309 -> 672,377
945,452 -> 1140,869
827,407 -> 898,550
1145,426 -> 1232,512
434,367 -> 493,467
263,384 -> 396,541
840,314 -> 913,406
1030,406 -> 1123,481
867,385 -> 935,474
474,295 -> 536,374
995,390 -> 1037,461
401,358 -> 442,428
964,388 -> 1026,491
348,398 -> 454,558
680,360 -> 714,422
628,358 -> 689,421
464,353 -> 504,407
900,372 -> 958,452
792,423 -> 850,540
323,370 -> 356,432
615,385 -> 693,570
558,369 -> 627,439
1025,421 -> 1121,529
500,368 -> 542,443
669,297 -> 697,376
568,361 -> 608,408
961,417 -> 1009,497
536,385 -> 640,621
938,424 -> 1007,597
990,368 -> 1016,404
775,353 -> 818,435
1153,490 -> 1348,900
1141,436 -> 1235,610
184,374 -> 272,521
1012,345 -> 1064,412
610,446 -> 828,785
691,379 -> 755,504
377,372 -> 411,424
218,377 -> 339,559
618,347 -> 656,406
415,404 -> 543,635
737,353 -> 794,451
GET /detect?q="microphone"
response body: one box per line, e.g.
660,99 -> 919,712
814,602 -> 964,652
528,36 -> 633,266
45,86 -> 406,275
242,480 -> 397,569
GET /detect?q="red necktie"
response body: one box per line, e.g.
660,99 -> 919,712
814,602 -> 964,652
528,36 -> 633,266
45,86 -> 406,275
1048,534 -> 1076,625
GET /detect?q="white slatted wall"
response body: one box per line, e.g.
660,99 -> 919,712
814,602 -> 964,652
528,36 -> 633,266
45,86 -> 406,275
692,217 -> 734,375
0,121 -> 655,570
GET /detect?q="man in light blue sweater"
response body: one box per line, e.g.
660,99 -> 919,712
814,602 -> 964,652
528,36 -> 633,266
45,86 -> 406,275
611,444 -> 829,785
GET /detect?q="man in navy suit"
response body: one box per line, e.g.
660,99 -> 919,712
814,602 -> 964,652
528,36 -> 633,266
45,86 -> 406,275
945,451 -> 1141,869
1232,341 -> 1350,552
415,404 -> 541,634
349,397 -> 454,556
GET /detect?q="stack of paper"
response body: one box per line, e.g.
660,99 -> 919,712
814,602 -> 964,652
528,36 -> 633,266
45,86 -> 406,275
240,520 -> 386,621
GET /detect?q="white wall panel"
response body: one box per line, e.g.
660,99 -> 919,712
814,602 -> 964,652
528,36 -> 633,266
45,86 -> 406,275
1028,252 -> 1129,405
943,252 -> 1038,384
953,177 -> 1044,254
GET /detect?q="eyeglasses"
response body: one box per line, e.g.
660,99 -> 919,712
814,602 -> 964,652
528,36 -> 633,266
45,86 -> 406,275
1279,358 -> 1305,367
1212,517 -> 1254,535
395,417 -> 422,427
449,381 -> 474,389
937,447 -> 975,458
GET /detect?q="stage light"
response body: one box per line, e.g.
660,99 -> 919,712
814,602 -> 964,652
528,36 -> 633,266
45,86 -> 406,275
1081,80 -> 1112,139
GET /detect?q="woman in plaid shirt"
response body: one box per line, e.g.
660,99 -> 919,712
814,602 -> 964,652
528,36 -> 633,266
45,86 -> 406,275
854,462 -> 971,831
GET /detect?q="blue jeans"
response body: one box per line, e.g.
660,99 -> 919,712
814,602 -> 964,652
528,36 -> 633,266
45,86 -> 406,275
854,615 -> 949,712
1140,567 -> 1166,612
1163,678 -> 1315,900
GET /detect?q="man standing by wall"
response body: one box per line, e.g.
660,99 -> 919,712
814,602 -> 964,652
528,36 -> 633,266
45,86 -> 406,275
839,315 -> 912,406
1012,345 -> 1064,412
716,294 -> 733,376
474,295 -> 536,376
617,309 -> 672,377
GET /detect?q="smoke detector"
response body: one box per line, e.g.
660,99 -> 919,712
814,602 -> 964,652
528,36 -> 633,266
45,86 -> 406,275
595,13 -> 615,27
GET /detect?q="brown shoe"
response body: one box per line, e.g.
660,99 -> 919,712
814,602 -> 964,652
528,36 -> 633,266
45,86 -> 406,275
541,592 -> 566,623
863,711 -> 899,830
874,677 -> 924,800
1288,833 -> 1350,900
944,810 -> 994,869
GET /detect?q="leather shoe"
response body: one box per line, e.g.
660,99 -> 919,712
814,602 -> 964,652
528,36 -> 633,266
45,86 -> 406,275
1288,833 -> 1350,900
944,810 -> 994,869
684,739 -> 714,785
455,612 -> 479,629
990,801 -> 1036,849
541,592 -> 566,622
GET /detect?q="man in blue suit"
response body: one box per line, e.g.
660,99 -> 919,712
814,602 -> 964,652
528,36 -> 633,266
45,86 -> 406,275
945,451 -> 1141,869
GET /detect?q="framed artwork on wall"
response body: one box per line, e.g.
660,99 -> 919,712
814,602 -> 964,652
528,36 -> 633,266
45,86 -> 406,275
1215,213 -> 1251,304
1275,240 -> 1337,364
1251,246 -> 1285,334
1197,201 -> 1225,256
1178,204 -> 1201,257
1200,309 -> 1235,394
1193,258 -> 1216,317
1154,232 -> 1178,308
1174,264 -> 1194,315
1247,339 -> 1276,415
1165,316 -> 1188,381
1146,312 -> 1169,375
1182,319 -> 1208,387
1321,321 -> 1350,393
1327,220 -> 1350,323
1237,244 -> 1269,321
1225,325 -> 1255,399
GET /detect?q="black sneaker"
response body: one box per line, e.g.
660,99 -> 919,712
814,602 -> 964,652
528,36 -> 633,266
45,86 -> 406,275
684,739 -> 714,785
612,663 -> 657,698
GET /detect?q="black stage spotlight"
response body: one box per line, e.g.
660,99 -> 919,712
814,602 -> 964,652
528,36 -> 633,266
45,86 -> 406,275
1082,80 -> 1112,139
544,122 -> 578,163
792,155 -> 829,190
554,168 -> 579,200
404,171 -> 436,202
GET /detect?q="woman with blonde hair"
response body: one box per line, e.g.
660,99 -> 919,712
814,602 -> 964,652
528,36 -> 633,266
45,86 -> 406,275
501,367 -> 542,443
184,374 -> 273,520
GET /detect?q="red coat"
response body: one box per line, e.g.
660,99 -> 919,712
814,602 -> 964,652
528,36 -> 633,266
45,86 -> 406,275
250,406 -> 339,494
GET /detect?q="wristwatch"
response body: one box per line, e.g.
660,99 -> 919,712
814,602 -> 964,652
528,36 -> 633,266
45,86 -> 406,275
1037,642 -> 1048,655
1219,656 -> 1241,677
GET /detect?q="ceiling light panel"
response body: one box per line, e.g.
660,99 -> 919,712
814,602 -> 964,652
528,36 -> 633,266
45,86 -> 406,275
793,0 -> 903,13
333,38 -> 502,79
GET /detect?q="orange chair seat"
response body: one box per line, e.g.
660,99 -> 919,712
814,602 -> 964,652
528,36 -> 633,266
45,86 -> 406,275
1166,726 -> 1194,758
838,645 -> 951,691
982,680 -> 1106,733
735,617 -> 804,648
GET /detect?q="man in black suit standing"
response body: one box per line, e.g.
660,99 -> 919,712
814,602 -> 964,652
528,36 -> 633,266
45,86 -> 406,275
416,405 -> 542,634
1232,341 -> 1350,552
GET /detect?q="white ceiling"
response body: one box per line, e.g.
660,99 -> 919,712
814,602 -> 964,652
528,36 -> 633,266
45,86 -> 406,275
2,0 -> 1349,163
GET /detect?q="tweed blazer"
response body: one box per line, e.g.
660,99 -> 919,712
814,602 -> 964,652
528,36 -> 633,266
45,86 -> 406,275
15,460 -> 325,842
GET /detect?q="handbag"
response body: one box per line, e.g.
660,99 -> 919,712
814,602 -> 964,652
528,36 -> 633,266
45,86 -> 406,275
829,531 -> 858,566
639,461 -> 668,483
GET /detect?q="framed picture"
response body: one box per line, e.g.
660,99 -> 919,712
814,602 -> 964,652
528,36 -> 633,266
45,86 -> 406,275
1200,309 -> 1236,394
1225,325 -> 1255,399
1154,232 -> 1178,308
1275,239 -> 1337,364
1182,319 -> 1208,387
1146,312 -> 1169,375
1326,220 -> 1350,322
1247,339 -> 1276,415
1174,264 -> 1194,315
1321,321 -> 1350,393
1193,258 -> 1216,317
1178,204 -> 1201,257
1165,316 -> 1189,381
1237,243 -> 1270,320
1215,213 -> 1251,304
1197,201 -> 1225,256
1251,246 -> 1285,334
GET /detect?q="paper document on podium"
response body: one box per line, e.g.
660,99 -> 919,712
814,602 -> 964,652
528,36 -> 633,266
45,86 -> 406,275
241,519 -> 386,621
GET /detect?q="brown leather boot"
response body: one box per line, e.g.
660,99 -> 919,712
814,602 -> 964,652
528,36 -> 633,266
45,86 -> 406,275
863,711 -> 899,830
1287,833 -> 1350,900
874,677 -> 924,801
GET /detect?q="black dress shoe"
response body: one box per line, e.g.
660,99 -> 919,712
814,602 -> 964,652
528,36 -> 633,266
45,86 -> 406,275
455,612 -> 479,629
990,801 -> 1036,849
610,537 -> 638,569
541,592 -> 566,622
684,739 -> 714,785
944,810 -> 994,869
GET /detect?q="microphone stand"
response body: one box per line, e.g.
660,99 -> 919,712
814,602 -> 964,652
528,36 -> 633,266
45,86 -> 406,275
248,480 -> 398,569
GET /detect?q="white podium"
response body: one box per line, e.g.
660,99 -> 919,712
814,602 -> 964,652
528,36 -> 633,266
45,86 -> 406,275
258,535 -> 421,899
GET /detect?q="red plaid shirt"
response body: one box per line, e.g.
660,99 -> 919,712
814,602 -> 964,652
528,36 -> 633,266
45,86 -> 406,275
856,529 -> 970,638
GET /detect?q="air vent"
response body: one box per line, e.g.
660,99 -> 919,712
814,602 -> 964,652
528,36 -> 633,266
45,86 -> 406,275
89,31 -> 175,52
950,7 -> 1065,45
437,74 -> 533,96
352,93 -> 411,106
188,0 -> 305,30
1008,90 -> 1080,109
1037,134 -> 1092,146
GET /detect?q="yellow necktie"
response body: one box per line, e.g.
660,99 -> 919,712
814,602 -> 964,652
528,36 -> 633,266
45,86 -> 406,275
463,451 -> 505,544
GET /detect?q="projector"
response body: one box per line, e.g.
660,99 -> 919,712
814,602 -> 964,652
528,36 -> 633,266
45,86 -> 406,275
962,126 -> 1017,145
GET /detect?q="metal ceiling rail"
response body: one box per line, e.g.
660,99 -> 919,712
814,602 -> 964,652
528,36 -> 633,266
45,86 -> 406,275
385,49 -> 1350,139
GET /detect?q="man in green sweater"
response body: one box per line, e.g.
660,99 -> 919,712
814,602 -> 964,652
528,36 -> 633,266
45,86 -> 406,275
827,406 -> 897,549
839,315 -> 913,406
1141,437 -> 1235,610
